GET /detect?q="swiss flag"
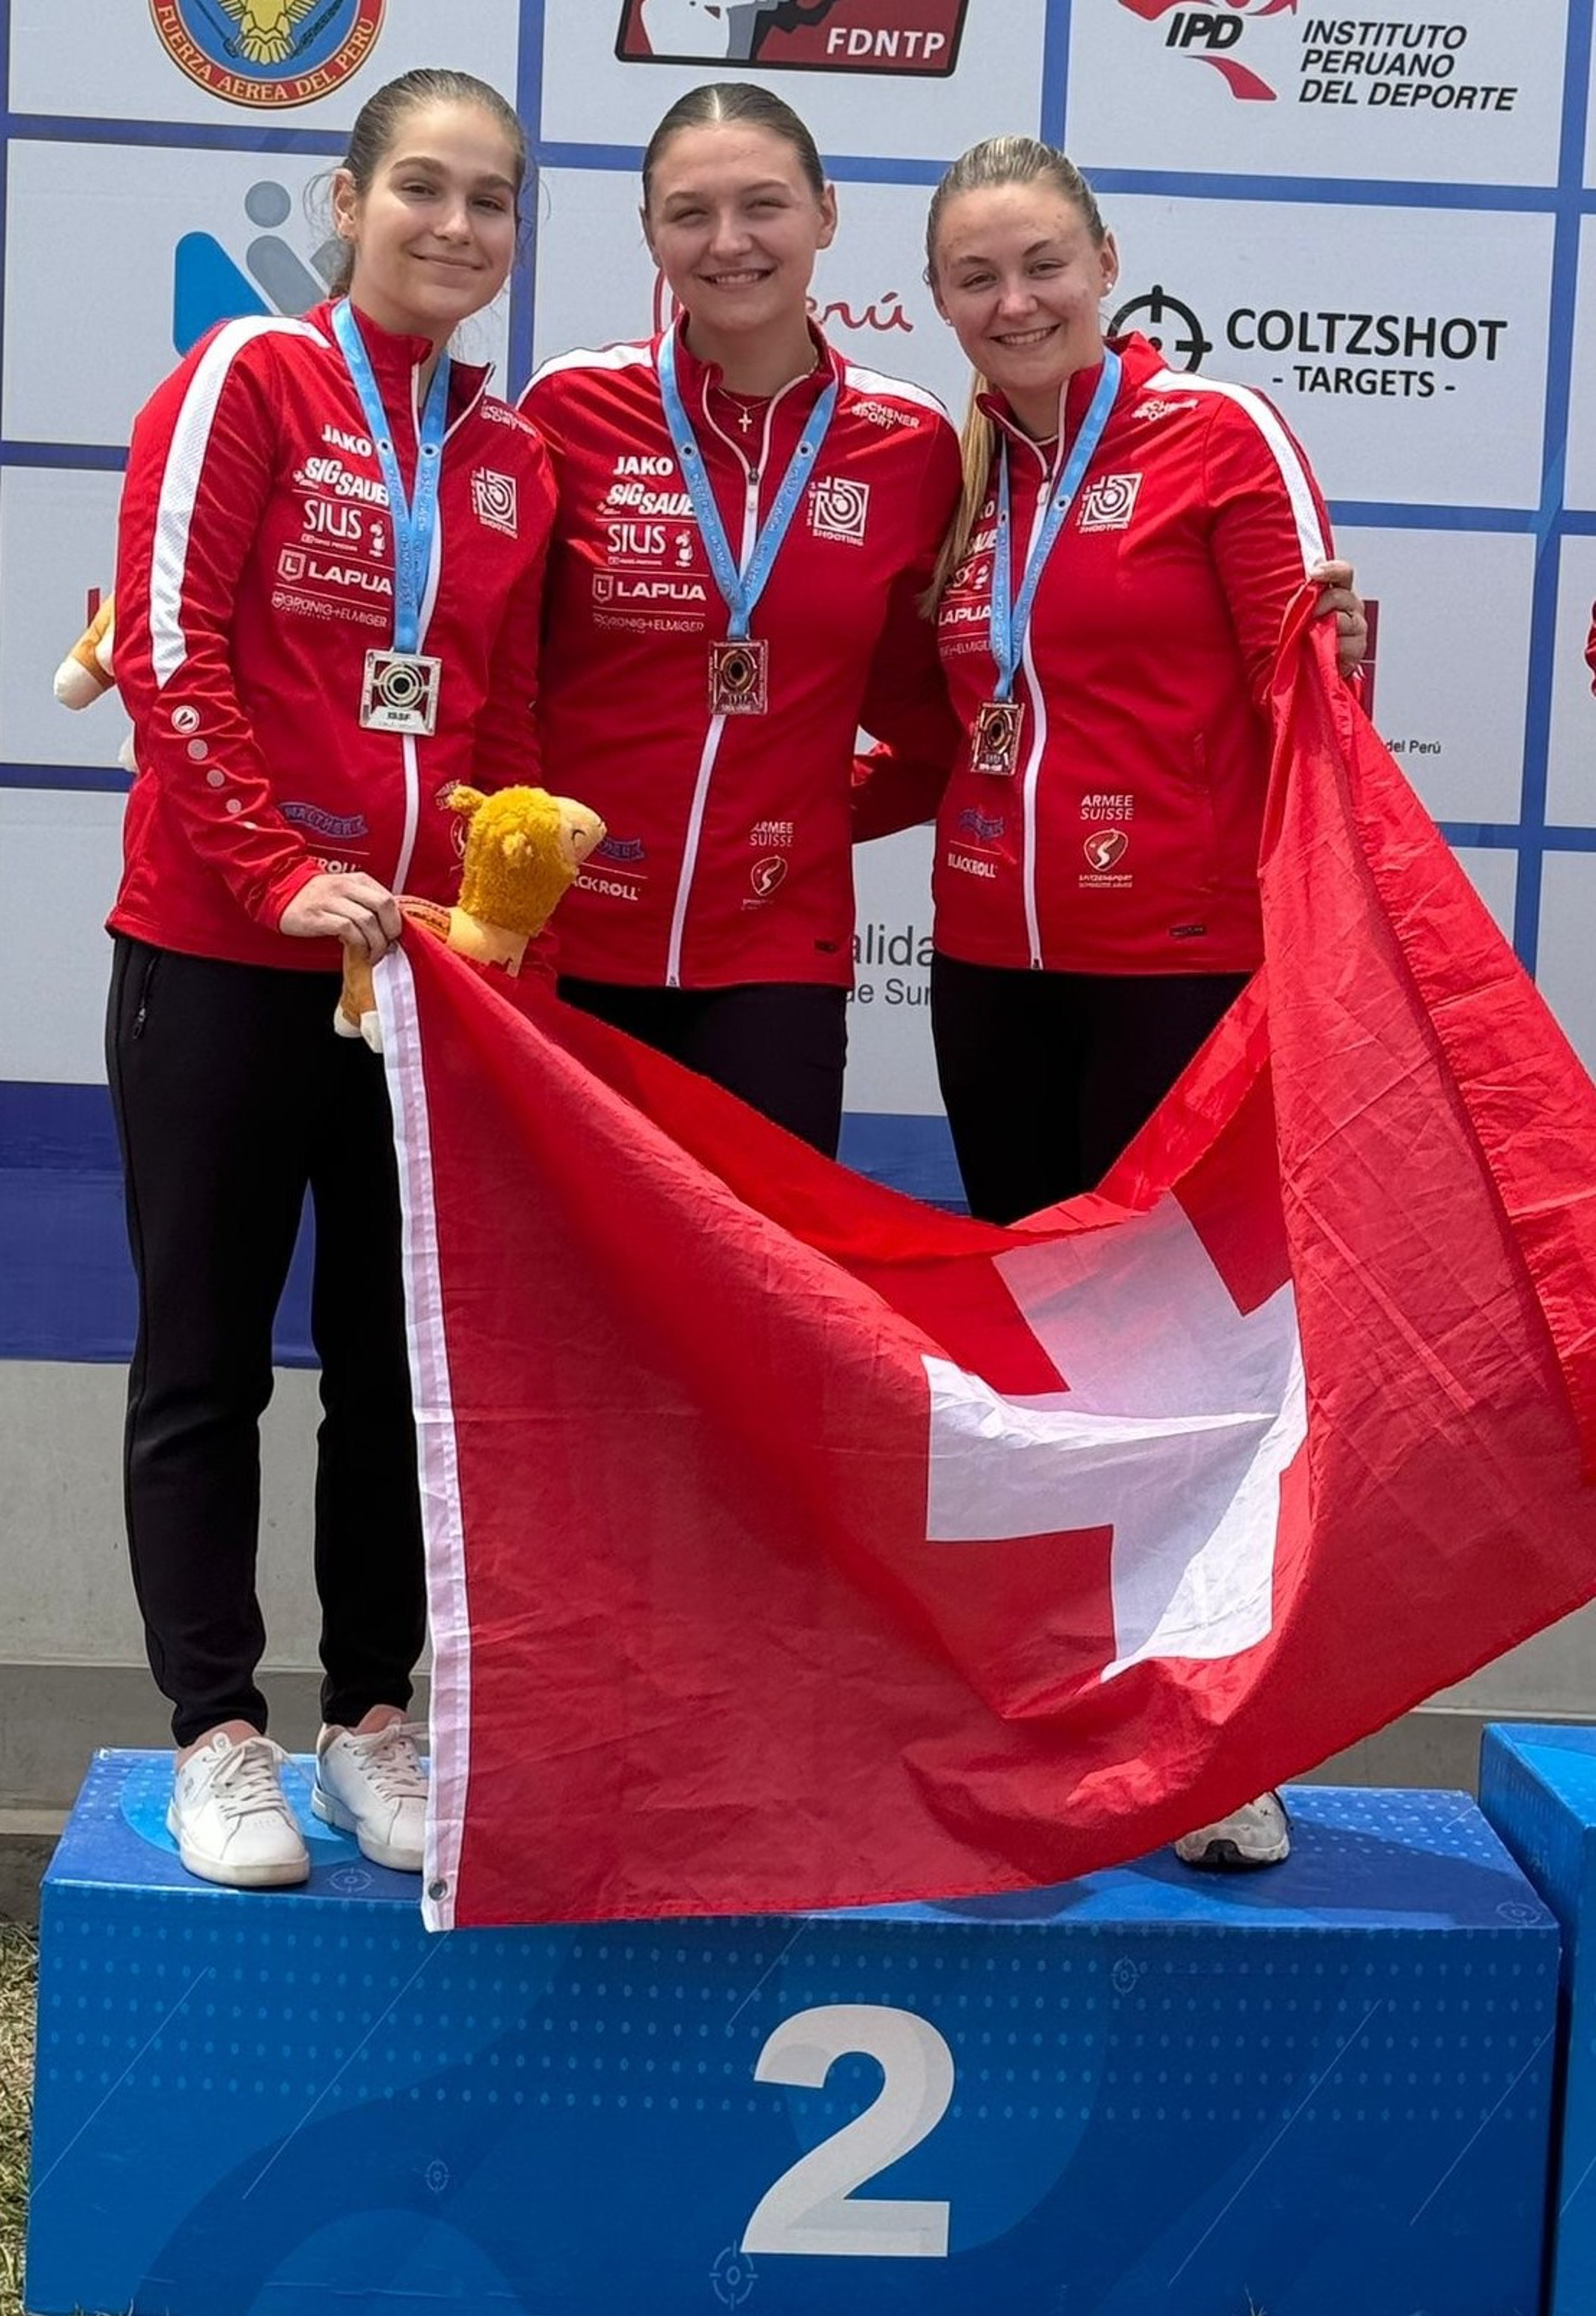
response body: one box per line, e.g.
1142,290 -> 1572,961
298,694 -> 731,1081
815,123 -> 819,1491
381,600 -> 1596,1931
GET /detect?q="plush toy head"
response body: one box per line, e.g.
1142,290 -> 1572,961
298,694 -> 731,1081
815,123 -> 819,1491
53,597 -> 116,710
449,782 -> 605,934
335,782 -> 607,1047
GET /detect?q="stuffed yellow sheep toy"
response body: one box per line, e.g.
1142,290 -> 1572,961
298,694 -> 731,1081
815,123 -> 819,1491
336,782 -> 605,1050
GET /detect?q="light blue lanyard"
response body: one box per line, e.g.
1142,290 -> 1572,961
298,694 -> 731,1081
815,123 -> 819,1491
331,299 -> 451,655
656,327 -> 839,641
990,349 -> 1122,701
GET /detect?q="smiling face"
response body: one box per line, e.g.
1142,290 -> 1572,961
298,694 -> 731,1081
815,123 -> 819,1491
642,120 -> 836,352
333,98 -> 521,345
931,180 -> 1118,436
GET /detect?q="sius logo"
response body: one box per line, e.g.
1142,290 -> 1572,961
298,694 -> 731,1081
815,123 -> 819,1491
957,808 -> 1005,843
151,0 -> 384,109
596,835 -> 647,863
615,0 -> 968,76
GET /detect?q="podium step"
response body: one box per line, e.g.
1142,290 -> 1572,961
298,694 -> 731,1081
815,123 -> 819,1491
1480,1722 -> 1596,2316
28,1753 -> 1558,2315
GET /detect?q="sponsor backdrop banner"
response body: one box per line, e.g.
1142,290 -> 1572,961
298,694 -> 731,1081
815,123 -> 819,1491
1,0 -> 1592,1330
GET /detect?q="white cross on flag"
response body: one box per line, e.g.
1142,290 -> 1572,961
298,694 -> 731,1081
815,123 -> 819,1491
382,617 -> 1596,1931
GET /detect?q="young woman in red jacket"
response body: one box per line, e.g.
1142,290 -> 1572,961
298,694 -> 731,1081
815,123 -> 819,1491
525,85 -> 1360,1163
109,69 -> 555,1890
912,136 -> 1360,1871
522,80 -> 966,1156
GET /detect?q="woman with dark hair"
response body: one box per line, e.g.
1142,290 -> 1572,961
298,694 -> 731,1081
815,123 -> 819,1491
108,68 -> 554,1888
521,81 -> 965,1156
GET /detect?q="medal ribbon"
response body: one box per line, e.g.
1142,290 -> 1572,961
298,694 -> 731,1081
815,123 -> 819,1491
331,299 -> 451,656
989,347 -> 1122,702
657,326 -> 839,643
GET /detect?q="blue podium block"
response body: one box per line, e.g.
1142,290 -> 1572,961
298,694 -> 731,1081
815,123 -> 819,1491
1481,1722 -> 1596,2315
29,1755 -> 1558,2316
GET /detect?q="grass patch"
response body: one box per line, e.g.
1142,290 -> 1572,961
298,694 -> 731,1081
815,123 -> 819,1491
0,1924 -> 35,2316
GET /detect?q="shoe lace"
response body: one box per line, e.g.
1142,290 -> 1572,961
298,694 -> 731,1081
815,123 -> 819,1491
352,1720 -> 428,1801
209,1737 -> 291,1820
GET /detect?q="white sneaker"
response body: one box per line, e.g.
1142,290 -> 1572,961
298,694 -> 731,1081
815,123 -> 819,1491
166,1731 -> 310,1889
313,1719 -> 428,1872
1174,1789 -> 1292,1871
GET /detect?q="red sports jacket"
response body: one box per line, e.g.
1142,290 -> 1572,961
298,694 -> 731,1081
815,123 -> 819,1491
521,320 -> 962,988
111,301 -> 555,972
931,333 -> 1334,976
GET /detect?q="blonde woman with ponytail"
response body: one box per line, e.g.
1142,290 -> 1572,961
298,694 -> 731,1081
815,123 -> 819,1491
904,138 -> 1363,1874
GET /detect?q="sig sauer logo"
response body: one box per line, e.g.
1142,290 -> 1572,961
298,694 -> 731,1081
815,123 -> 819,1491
615,0 -> 969,76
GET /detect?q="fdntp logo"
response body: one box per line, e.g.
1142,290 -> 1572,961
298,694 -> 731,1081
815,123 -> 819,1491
150,0 -> 384,109
615,0 -> 969,75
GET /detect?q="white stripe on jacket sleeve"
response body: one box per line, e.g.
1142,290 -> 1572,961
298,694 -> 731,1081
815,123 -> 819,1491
149,314 -> 325,689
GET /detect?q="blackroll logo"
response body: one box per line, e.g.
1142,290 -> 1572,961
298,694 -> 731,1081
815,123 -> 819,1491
615,0 -> 969,76
1117,0 -> 1522,114
150,0 -> 383,108
1111,284 -> 1507,401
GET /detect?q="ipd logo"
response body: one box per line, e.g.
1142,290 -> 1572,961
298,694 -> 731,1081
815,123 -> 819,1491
615,0 -> 969,76
1115,0 -> 1297,102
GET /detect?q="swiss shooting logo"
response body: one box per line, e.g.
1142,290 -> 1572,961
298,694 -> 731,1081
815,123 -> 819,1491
150,0 -> 384,109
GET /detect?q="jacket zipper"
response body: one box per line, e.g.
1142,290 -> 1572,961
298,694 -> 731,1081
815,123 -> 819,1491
391,359 -> 458,896
663,370 -> 809,990
1013,436 -> 1054,972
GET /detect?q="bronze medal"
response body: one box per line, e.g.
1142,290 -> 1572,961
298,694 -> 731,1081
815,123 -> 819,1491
709,638 -> 769,717
972,698 -> 1023,778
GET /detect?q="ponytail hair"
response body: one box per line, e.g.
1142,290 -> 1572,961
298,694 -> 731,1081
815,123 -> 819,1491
924,377 -> 996,613
921,136 -> 1107,615
641,80 -> 826,211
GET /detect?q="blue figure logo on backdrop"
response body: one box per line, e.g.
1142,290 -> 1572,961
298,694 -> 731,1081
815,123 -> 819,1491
173,178 -> 340,354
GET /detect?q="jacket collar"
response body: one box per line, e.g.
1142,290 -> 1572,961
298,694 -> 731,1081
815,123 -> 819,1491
978,331 -> 1161,464
313,300 -> 493,425
657,311 -> 840,413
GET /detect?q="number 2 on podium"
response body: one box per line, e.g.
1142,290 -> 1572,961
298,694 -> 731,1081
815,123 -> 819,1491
741,2003 -> 955,2258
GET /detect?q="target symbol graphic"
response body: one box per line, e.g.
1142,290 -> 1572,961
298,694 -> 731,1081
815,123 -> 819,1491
472,468 -> 519,535
809,475 -> 871,545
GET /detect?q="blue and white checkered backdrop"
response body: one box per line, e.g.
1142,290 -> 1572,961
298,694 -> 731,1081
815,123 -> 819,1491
2,0 -> 1592,1354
